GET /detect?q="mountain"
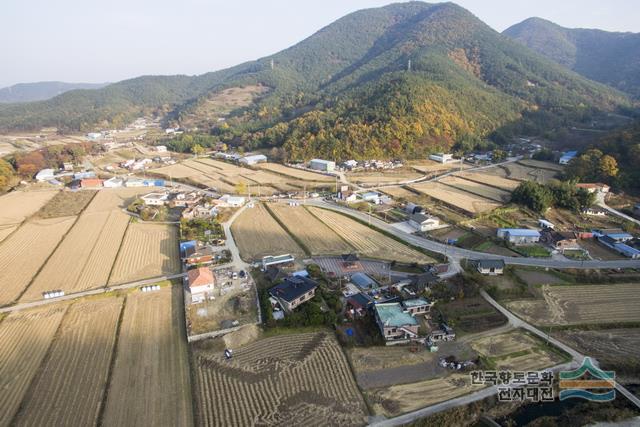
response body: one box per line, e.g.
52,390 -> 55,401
0,81 -> 108,103
504,17 -> 640,97
0,2 -> 632,159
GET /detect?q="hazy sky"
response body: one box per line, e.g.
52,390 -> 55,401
2,0 -> 639,87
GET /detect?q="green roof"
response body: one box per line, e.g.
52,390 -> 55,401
376,303 -> 418,327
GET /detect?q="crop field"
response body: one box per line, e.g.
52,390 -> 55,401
439,176 -> 511,202
22,210 -> 130,301
192,331 -> 367,426
307,207 -> 433,263
367,374 -> 482,417
409,182 -> 501,215
469,330 -> 564,371
408,160 -> 468,174
0,305 -> 68,425
84,187 -> 152,213
518,159 -> 564,171
0,216 -> 76,305
454,172 -> 520,191
35,190 -> 97,218
231,203 -> 304,260
507,283 -> 640,326
109,223 -> 179,284
103,285 -> 193,426
257,162 -> 333,181
346,169 -> 422,185
268,204 -> 353,255
0,190 -> 58,226
553,328 -> 640,369
13,297 -> 123,427
501,163 -> 558,183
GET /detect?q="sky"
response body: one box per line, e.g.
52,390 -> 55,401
1,0 -> 639,88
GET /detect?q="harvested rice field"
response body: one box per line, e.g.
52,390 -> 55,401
257,162 -> 333,181
0,190 -> 58,226
409,181 -> 501,215
454,171 -> 520,191
439,176 -> 511,202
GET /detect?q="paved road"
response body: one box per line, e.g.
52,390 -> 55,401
598,202 -> 640,227
306,200 -> 640,270
0,272 -> 187,314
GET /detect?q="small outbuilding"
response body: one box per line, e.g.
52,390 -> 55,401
476,259 -> 505,275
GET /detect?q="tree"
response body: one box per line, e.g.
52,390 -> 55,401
492,149 -> 507,162
15,151 -> 46,177
511,181 -> 553,213
235,181 -> 247,195
599,155 -> 619,178
191,144 -> 205,157
0,159 -> 15,189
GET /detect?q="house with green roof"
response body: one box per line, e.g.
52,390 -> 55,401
374,303 -> 420,343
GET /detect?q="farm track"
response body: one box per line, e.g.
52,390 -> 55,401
13,297 -> 124,427
0,305 -> 68,426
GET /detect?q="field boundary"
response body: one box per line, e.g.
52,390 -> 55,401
454,174 -> 518,193
516,160 -> 562,172
263,203 -> 311,256
304,205 -> 357,250
105,217 -> 132,286
96,295 -> 127,427
438,180 -> 506,203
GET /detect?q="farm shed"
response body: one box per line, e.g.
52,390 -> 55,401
374,303 -> 419,343
269,276 -> 318,312
80,178 -> 103,188
309,159 -> 336,172
351,272 -> 377,290
187,267 -> 215,304
476,259 -> 505,275
405,202 -> 424,215
262,254 -> 295,270
36,169 -> 56,181
497,228 -> 541,245
428,153 -> 454,164
239,154 -> 267,165
361,191 -> 381,204
408,212 -> 440,232
538,219 -> 555,229
582,207 -> 607,216
103,177 -> 124,188
218,194 -> 245,207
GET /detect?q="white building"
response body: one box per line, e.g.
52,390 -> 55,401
141,192 -> 169,206
103,177 -> 124,188
155,145 -> 167,153
218,194 -> 246,207
429,153 -> 454,164
86,132 -> 102,141
309,159 -> 335,172
124,178 -> 145,187
361,191 -> 381,204
408,213 -> 440,232
188,267 -> 215,304
239,154 -> 267,165
35,169 -> 55,182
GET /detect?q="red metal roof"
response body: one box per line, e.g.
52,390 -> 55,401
188,267 -> 214,288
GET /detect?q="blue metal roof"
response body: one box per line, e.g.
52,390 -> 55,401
351,272 -> 377,289
614,243 -> 640,256
499,228 -> 541,237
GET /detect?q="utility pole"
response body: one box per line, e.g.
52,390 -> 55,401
407,59 -> 412,72
270,59 -> 274,70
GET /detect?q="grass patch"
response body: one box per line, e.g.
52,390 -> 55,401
512,245 -> 551,258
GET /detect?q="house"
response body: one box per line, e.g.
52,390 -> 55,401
80,178 -> 103,188
183,245 -> 217,266
155,145 -> 167,152
476,259 -> 505,275
409,272 -> 439,292
538,219 -> 555,230
262,254 -> 295,270
239,154 -> 267,165
168,191 -> 202,208
218,194 -> 246,207
350,272 -> 377,290
265,266 -> 288,283
576,183 -> 610,194
269,276 -> 318,312
361,191 -> 381,204
346,293 -> 373,318
62,162 -> 74,171
374,303 -> 419,343
309,159 -> 335,172
74,171 -> 96,180
559,151 -> 578,165
86,132 -> 102,140
338,191 -> 357,203
187,267 -> 215,303
497,228 -> 541,245
141,192 -> 168,206
430,324 -> 456,342
582,207 -> 607,216
35,168 -> 55,182
429,153 -> 454,164
124,178 -> 145,187
103,177 -> 124,188
544,231 -> 579,252
343,160 -> 358,169
182,204 -> 218,219
402,298 -> 433,315
408,212 -> 440,232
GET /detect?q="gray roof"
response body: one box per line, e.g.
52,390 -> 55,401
477,259 -> 505,269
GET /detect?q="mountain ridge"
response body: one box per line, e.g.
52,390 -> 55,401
0,81 -> 109,103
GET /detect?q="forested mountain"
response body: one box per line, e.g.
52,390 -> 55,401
504,18 -> 640,97
0,2 -> 632,159
0,81 -> 108,103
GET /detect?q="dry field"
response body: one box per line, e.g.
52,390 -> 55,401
192,331 -> 367,426
502,163 -> 558,183
439,176 -> 511,202
258,162 -> 333,181
518,159 -> 564,171
231,203 -> 304,260
84,187 -> 152,213
0,305 -> 68,426
268,204 -> 353,255
454,172 -> 520,191
0,216 -> 76,305
109,223 -> 180,284
408,160 -> 468,174
348,346 -> 438,373
553,328 -> 640,369
0,225 -> 17,243
13,297 -> 123,427
469,330 -> 563,371
35,190 -> 97,219
409,182 -> 501,215
103,285 -> 193,426
379,186 -> 419,200
507,283 -> 640,326
347,169 -> 422,185
307,207 -> 433,263
0,190 -> 58,226
367,374 -> 482,417
22,210 -> 130,301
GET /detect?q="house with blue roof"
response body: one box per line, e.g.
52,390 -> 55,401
497,228 -> 541,245
559,151 -> 578,165
351,272 -> 377,290
402,298 -> 433,315
269,276 -> 318,312
374,303 -> 420,343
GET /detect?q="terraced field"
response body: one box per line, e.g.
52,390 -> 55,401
103,286 -> 192,426
0,216 -> 76,305
192,332 -> 367,426
109,223 -> 180,284
454,172 -> 520,191
231,203 -> 304,260
13,297 -> 123,426
0,190 -> 58,226
439,176 -> 511,202
409,182 -> 501,215
308,207 -> 433,263
268,204 -> 353,255
257,162 -> 333,181
0,305 -> 68,426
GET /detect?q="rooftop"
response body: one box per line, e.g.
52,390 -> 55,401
351,272 -> 377,289
402,297 -> 430,308
187,267 -> 214,288
477,259 -> 505,269
269,276 -> 318,303
499,228 -> 541,237
375,303 -> 418,327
